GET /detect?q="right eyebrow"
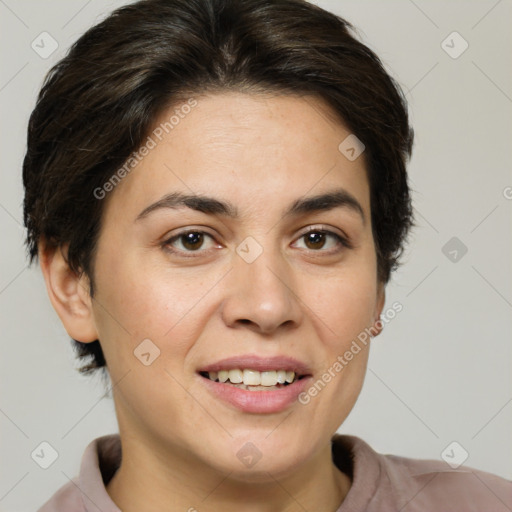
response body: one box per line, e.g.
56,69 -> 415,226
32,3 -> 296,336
136,192 -> 239,221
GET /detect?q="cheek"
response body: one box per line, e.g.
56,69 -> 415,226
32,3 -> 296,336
91,248 -> 225,370
300,274 -> 376,427
311,270 -> 378,349
90,261 -> 211,431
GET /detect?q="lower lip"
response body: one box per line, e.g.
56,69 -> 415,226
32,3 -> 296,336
199,375 -> 312,414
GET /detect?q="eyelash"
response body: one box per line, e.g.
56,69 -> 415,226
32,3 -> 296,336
162,226 -> 351,258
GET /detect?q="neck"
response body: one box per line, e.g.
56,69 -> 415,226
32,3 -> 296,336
106,431 -> 351,512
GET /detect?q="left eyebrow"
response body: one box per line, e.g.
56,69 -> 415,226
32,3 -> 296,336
284,188 -> 365,224
135,188 -> 365,224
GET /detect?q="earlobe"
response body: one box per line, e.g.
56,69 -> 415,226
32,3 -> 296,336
39,242 -> 99,343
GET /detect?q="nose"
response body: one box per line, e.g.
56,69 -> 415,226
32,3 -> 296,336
221,243 -> 303,335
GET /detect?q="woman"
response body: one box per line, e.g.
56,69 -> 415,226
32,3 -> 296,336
22,0 -> 511,510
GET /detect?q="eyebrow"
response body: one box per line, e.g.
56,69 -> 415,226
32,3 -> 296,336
136,188 -> 365,224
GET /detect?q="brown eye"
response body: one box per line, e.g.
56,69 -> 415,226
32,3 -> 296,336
163,230 -> 218,256
303,231 -> 328,250
293,228 -> 349,253
180,232 -> 205,251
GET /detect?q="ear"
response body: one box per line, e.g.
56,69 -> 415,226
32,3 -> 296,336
370,283 -> 386,337
39,241 -> 99,343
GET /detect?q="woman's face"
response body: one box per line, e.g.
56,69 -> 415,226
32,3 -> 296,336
88,92 -> 384,478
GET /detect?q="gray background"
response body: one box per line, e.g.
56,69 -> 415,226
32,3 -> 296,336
1,0 -> 511,510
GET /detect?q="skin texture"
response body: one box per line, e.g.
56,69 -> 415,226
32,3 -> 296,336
40,92 -> 385,512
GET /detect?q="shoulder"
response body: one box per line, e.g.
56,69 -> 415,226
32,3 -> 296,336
382,450 -> 512,511
37,478 -> 85,512
333,434 -> 512,511
36,433 -> 121,512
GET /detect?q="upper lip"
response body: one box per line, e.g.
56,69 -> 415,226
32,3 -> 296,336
198,354 -> 312,375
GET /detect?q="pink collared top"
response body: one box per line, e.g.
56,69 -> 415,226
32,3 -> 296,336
37,433 -> 512,511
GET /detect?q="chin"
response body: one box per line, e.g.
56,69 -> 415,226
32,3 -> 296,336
199,433 -> 316,482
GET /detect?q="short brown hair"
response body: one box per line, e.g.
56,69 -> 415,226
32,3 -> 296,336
23,0 -> 414,375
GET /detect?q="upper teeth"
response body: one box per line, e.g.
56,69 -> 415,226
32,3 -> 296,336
207,369 -> 296,386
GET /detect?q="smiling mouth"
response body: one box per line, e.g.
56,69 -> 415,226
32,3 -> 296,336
199,369 -> 307,391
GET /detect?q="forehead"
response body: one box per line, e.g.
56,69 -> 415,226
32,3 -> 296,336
103,91 -> 370,223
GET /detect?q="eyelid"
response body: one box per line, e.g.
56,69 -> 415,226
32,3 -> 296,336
293,225 -> 352,250
297,224 -> 348,239
162,228 -> 220,250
